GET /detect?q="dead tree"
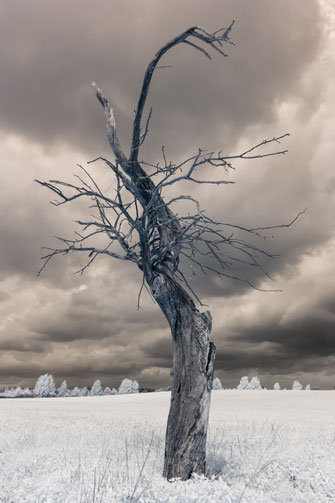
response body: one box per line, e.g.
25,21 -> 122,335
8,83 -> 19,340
36,23 -> 298,480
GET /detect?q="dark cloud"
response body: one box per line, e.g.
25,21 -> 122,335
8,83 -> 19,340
0,337 -> 47,353
0,0 -> 323,156
229,315 -> 335,358
210,250 -> 335,387
0,0 -> 334,389
141,336 -> 172,367
30,269 -> 167,343
140,292 -> 335,387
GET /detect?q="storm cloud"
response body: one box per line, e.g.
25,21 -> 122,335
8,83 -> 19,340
0,0 -> 334,390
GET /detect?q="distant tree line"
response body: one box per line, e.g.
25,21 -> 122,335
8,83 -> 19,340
0,374 -> 324,398
0,375 -> 140,398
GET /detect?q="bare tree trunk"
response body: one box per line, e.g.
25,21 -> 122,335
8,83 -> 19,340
150,273 -> 216,480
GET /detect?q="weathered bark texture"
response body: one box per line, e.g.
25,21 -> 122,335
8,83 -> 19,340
150,273 -> 215,480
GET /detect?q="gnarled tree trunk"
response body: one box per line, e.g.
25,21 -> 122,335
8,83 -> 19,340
150,273 -> 215,480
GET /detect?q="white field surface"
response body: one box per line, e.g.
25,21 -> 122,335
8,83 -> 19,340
1,390 -> 335,503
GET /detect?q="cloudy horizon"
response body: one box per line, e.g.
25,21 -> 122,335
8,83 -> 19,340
1,0 -> 334,390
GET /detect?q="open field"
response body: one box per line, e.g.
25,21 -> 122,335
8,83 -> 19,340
1,390 -> 334,502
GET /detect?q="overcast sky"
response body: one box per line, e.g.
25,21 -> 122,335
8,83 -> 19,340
1,0 -> 334,390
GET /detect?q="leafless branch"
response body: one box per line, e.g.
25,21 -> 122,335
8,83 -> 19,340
37,23 -> 300,305
130,22 -> 235,162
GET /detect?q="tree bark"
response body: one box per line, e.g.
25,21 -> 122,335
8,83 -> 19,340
150,272 -> 216,480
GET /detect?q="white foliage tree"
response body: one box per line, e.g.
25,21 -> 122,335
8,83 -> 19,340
237,376 -> 262,390
212,377 -> 223,390
273,382 -> 281,390
57,380 -> 68,397
248,376 -> 262,390
118,378 -> 139,394
237,376 -> 249,390
103,386 -> 118,395
71,387 -> 81,397
13,386 -> 23,398
1,387 -> 13,398
33,374 -> 56,397
292,380 -> 303,390
305,384 -> 311,390
1,386 -> 32,398
21,387 -> 32,397
2,387 -> 16,398
91,379 -> 102,396
79,386 -> 89,396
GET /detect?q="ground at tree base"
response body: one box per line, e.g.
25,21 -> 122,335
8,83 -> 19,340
0,390 -> 334,502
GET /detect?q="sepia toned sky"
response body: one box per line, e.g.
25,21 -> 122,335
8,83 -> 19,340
1,0 -> 334,390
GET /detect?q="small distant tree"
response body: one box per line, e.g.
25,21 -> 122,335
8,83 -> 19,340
33,374 -> 56,397
71,387 -> 81,396
13,386 -> 22,398
273,382 -> 281,390
57,380 -> 68,397
248,376 -> 262,390
1,386 -> 32,398
237,376 -> 249,390
118,378 -> 139,394
292,380 -> 302,390
90,379 -> 102,396
212,377 -> 223,390
305,384 -> 311,390
36,23 -> 299,480
79,386 -> 89,396
103,386 -> 118,395
1,387 -> 13,398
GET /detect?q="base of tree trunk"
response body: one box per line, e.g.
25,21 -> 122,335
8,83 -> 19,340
163,340 -> 215,480
163,315 -> 215,479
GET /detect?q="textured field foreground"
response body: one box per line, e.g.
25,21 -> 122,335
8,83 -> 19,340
1,391 -> 335,503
